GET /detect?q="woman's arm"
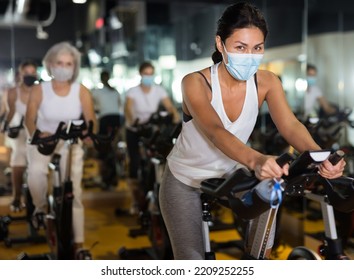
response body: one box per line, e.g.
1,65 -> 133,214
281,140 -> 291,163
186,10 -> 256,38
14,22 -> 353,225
264,71 -> 321,152
80,85 -> 98,133
0,90 -> 8,118
124,96 -> 134,126
263,71 -> 345,178
24,84 -> 42,137
5,88 -> 16,124
317,96 -> 336,115
161,97 -> 180,123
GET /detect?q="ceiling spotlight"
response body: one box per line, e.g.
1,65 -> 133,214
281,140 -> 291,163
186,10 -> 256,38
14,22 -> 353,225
109,13 -> 122,30
72,0 -> 87,4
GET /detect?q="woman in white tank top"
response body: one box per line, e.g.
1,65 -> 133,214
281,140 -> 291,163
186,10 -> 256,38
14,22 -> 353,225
4,60 -> 38,212
159,2 -> 346,260
25,42 -> 97,258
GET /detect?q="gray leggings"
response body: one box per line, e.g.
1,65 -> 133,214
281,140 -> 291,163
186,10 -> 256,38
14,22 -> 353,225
159,164 -> 276,260
159,165 -> 205,259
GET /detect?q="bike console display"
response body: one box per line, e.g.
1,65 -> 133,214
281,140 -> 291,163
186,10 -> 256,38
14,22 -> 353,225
285,150 -> 331,180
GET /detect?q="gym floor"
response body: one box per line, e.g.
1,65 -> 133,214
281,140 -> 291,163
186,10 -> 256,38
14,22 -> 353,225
0,149 -> 353,260
0,180 -> 293,260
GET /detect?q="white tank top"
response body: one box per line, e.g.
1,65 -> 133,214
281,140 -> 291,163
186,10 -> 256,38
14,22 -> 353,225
37,81 -> 82,134
125,84 -> 168,127
167,63 -> 259,188
15,87 -> 27,117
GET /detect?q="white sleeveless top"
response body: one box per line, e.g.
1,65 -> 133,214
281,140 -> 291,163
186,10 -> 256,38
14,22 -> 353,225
37,81 -> 82,134
125,84 -> 168,127
15,87 -> 27,117
167,63 -> 259,188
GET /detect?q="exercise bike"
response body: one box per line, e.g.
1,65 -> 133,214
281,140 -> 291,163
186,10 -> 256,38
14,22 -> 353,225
0,183 -> 47,248
200,149 -> 354,260
118,111 -> 180,260
0,118 -> 47,247
18,120 -> 111,260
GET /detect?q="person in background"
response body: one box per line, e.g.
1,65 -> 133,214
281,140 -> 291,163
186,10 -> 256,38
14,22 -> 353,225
304,64 -> 337,119
159,2 -> 345,260
25,42 -> 97,259
124,61 -> 180,214
91,70 -> 123,188
3,60 -> 38,212
92,70 -> 123,136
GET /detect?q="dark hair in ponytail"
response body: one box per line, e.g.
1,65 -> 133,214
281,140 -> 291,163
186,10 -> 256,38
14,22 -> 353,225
212,2 -> 268,64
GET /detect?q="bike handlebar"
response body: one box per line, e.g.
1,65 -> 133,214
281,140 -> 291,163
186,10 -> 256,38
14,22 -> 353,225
5,117 -> 24,139
201,149 -> 354,218
29,120 -> 113,155
201,152 -> 295,198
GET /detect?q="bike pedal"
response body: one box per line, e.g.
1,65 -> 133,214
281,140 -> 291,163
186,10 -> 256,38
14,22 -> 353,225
9,200 -> 25,213
75,249 -> 92,260
31,212 -> 47,230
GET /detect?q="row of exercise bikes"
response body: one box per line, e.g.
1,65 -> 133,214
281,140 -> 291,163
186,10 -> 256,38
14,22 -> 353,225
1,107 -> 354,260
0,119 -> 111,259
116,107 -> 354,260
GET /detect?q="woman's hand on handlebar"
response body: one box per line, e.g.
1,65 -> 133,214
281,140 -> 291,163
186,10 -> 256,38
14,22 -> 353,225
318,159 -> 346,179
39,131 -> 52,138
254,155 -> 289,181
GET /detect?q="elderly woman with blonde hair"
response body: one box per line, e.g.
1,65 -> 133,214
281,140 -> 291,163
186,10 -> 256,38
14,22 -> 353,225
25,41 -> 97,259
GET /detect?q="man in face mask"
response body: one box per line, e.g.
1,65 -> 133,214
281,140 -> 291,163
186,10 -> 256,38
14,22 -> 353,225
123,61 -> 180,215
304,64 -> 336,118
3,60 -> 38,212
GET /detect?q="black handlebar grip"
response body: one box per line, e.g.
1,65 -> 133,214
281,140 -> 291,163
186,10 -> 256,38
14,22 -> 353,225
328,150 -> 345,165
29,129 -> 41,144
276,152 -> 296,167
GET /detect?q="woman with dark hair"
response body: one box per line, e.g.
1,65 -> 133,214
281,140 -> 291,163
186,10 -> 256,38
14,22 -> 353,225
4,60 -> 38,212
159,2 -> 345,260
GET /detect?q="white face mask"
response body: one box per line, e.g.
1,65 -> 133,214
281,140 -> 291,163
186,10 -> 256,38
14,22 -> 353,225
223,44 -> 263,81
50,66 -> 74,82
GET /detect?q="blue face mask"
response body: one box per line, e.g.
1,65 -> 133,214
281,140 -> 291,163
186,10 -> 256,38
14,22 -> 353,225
141,75 -> 154,86
307,76 -> 317,87
223,44 -> 263,81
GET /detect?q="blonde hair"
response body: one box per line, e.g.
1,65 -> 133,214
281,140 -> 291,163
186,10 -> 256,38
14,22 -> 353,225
42,41 -> 81,83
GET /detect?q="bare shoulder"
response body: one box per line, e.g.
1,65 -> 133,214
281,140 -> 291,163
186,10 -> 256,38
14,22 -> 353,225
256,69 -> 280,84
79,84 -> 94,105
79,83 -> 93,98
256,70 -> 283,93
182,66 -> 211,89
79,83 -> 90,94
